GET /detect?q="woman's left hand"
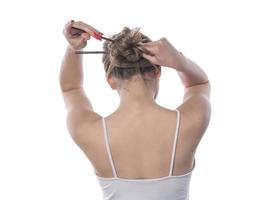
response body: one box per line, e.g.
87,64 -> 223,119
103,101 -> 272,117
63,20 -> 103,50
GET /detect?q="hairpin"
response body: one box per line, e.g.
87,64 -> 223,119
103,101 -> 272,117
71,27 -> 113,54
71,27 -> 152,56
75,51 -> 107,54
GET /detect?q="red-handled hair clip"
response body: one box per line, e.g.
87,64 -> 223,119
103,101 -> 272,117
71,27 -> 113,42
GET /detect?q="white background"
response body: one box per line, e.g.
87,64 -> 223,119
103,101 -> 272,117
0,0 -> 276,199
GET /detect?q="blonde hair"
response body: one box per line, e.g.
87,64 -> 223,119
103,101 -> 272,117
102,27 -> 160,80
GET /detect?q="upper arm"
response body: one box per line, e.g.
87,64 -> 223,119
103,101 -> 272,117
61,87 -> 101,140
176,81 -> 211,136
184,81 -> 211,101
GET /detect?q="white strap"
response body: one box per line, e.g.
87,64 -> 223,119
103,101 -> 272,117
102,117 -> 118,178
168,109 -> 181,176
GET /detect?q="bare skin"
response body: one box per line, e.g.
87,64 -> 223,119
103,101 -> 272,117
60,20 -> 211,179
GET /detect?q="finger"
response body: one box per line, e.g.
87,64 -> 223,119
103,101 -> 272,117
82,37 -> 88,43
92,32 -> 103,40
77,36 -> 87,45
137,45 -> 156,56
138,42 -> 159,52
138,40 -> 159,47
78,21 -> 102,33
64,20 -> 74,29
72,21 -> 102,36
63,20 -> 74,35
81,32 -> 91,40
142,53 -> 157,64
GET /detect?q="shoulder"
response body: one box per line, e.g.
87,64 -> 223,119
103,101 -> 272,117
67,110 -> 103,146
181,95 -> 211,128
177,95 -> 212,149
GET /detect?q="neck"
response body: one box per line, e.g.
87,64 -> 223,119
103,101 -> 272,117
117,79 -> 158,111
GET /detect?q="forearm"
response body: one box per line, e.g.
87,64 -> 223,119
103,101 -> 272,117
176,53 -> 209,87
59,45 -> 83,91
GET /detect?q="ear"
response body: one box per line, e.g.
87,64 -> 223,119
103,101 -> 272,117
154,68 -> 161,79
107,76 -> 118,90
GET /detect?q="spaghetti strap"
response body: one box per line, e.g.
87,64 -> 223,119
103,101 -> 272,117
168,109 -> 181,176
102,117 -> 118,178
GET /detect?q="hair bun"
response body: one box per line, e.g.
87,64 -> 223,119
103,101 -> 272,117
123,46 -> 141,62
108,27 -> 148,64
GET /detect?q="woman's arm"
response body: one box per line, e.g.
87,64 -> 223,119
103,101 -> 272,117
139,38 -> 209,88
176,53 -> 209,88
140,37 -> 211,150
59,20 -> 101,91
59,45 -> 83,91
59,20 -> 102,142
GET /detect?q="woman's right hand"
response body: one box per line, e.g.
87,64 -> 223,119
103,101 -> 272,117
63,20 -> 103,50
138,38 -> 185,71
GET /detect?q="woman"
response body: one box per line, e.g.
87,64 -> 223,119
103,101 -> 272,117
60,20 -> 211,200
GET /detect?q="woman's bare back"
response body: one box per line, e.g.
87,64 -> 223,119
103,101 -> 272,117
74,104 -> 205,179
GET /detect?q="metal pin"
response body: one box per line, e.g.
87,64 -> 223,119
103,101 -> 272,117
75,51 -> 107,54
100,36 -> 114,42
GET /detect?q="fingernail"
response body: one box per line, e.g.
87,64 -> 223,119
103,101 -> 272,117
96,35 -> 102,40
92,32 -> 102,40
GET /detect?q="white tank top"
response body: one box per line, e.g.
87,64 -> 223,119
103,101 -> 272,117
95,109 -> 196,200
